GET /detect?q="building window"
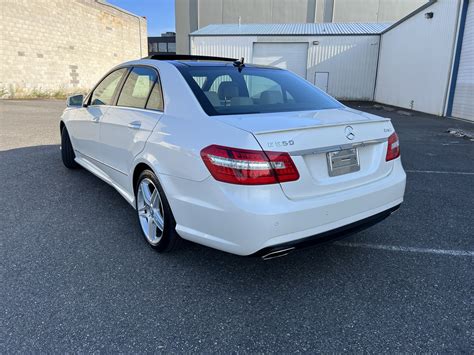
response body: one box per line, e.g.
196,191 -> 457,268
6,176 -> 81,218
159,43 -> 167,52
168,43 -> 176,53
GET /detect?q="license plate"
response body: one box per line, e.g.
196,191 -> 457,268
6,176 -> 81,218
326,148 -> 360,177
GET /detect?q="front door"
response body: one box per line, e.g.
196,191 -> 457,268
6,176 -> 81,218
67,68 -> 128,163
98,66 -> 164,189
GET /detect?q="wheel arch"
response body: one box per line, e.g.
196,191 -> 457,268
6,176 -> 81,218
132,162 -> 155,195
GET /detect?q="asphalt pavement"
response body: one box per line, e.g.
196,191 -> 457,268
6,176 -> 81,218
1,99 -> 473,352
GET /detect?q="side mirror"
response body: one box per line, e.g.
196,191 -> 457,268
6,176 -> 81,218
66,94 -> 84,107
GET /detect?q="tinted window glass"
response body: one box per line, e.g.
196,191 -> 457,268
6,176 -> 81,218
244,75 -> 282,99
192,76 -> 207,88
117,67 -> 157,109
146,79 -> 164,111
209,74 -> 231,93
177,66 -> 342,116
90,68 -> 127,106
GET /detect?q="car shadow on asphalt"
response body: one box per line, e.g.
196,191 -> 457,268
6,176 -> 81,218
1,144 -> 365,278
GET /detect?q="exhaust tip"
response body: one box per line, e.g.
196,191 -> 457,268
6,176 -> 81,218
261,247 -> 295,261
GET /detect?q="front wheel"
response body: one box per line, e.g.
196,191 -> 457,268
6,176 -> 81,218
135,170 -> 182,252
61,127 -> 80,169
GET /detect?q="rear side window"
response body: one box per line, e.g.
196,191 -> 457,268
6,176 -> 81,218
90,68 -> 127,106
146,79 -> 164,111
117,67 -> 157,109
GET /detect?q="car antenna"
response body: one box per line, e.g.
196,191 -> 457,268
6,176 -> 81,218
233,57 -> 245,72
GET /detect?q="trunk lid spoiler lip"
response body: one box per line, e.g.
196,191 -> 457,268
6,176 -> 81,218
252,117 -> 391,136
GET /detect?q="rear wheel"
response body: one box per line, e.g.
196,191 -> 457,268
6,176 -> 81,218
135,170 -> 181,252
61,127 -> 80,169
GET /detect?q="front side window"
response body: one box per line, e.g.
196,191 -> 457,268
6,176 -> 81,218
117,67 -> 157,109
177,65 -> 342,116
90,68 -> 127,106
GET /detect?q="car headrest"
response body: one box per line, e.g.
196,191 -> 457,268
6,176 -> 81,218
259,90 -> 283,105
218,81 -> 239,100
230,97 -> 253,106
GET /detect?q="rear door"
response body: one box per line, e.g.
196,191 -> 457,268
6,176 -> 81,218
97,66 -> 163,188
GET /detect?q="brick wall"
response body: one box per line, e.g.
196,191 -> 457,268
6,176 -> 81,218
0,0 -> 147,97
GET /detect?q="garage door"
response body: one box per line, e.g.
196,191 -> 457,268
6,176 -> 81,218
252,43 -> 308,79
451,0 -> 473,121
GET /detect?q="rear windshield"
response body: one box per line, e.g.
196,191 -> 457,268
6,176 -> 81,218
176,65 -> 342,116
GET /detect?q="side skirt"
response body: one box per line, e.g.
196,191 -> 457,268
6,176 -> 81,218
74,153 -> 135,207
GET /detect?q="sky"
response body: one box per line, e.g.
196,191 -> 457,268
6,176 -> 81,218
107,0 -> 175,36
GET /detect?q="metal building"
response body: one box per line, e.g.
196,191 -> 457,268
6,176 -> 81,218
191,23 -> 390,101
176,0 -> 426,54
191,0 -> 473,121
375,0 -> 473,121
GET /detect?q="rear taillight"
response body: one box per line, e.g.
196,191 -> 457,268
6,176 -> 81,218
200,145 -> 299,185
386,132 -> 400,161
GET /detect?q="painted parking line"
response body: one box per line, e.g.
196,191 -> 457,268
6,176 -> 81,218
334,241 -> 474,257
406,169 -> 474,175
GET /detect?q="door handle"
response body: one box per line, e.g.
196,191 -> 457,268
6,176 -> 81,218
92,116 -> 100,123
128,121 -> 141,129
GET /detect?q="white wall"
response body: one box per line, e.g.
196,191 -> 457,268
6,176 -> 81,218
191,35 -> 380,100
375,0 -> 461,115
451,0 -> 474,121
307,35 -> 380,100
191,36 -> 255,60
0,0 -> 147,97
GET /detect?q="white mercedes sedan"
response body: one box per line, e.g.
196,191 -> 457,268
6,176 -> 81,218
60,55 -> 406,259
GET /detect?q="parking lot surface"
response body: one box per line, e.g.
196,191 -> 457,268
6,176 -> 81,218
1,100 -> 473,352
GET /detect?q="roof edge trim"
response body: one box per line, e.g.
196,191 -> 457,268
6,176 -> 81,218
381,0 -> 438,34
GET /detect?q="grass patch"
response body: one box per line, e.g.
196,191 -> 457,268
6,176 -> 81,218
0,86 -> 88,99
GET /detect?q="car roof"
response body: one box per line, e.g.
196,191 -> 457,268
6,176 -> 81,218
167,61 -> 274,69
139,54 -> 281,69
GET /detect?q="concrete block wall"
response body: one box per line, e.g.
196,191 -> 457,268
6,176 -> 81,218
0,0 -> 147,98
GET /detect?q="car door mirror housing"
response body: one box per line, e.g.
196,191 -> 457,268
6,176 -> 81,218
67,94 -> 84,107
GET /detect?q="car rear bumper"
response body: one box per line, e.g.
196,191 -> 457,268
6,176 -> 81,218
252,203 -> 400,258
160,159 -> 406,256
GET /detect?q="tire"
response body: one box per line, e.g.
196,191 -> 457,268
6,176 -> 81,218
135,170 -> 182,252
61,127 -> 80,169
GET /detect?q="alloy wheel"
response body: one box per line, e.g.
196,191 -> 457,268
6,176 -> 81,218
137,178 -> 165,245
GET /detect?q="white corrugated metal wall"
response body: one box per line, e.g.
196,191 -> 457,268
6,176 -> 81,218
375,0 -> 461,116
191,35 -> 380,100
191,36 -> 256,60
307,35 -> 380,100
451,0 -> 473,121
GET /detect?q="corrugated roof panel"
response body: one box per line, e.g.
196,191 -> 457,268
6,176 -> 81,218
190,23 -> 391,36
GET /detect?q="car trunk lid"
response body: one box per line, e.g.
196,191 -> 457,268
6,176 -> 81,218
214,107 -> 395,200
